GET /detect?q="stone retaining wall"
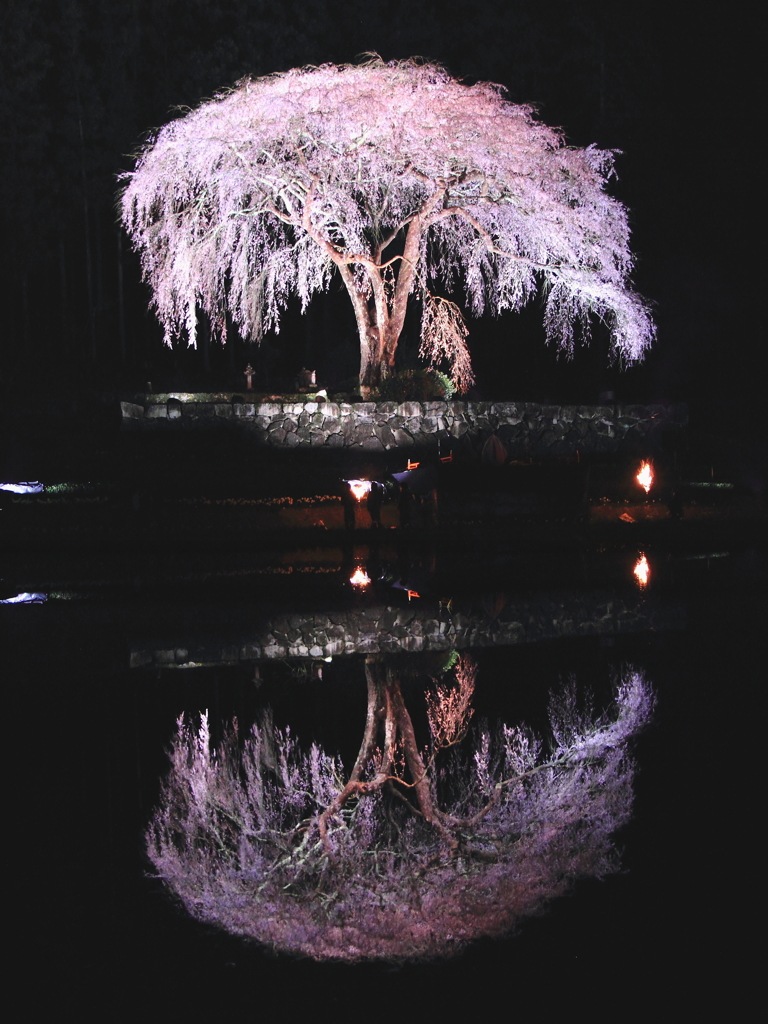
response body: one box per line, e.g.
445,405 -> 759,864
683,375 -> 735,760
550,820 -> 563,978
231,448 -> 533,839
130,591 -> 684,669
122,396 -> 687,456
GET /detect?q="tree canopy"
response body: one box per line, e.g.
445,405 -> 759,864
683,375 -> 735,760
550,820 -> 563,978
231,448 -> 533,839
120,57 -> 655,391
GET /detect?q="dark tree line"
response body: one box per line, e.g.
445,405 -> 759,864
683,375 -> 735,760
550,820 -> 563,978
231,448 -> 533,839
1,1 -> 743,410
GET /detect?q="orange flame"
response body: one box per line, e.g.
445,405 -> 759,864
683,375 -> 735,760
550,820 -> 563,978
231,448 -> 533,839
350,567 -> 371,588
347,479 -> 372,501
633,553 -> 650,588
636,460 -> 653,494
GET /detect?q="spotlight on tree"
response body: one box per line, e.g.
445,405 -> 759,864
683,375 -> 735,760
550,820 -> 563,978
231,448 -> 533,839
633,553 -> 650,588
346,479 -> 372,501
636,460 -> 654,494
349,567 -> 371,588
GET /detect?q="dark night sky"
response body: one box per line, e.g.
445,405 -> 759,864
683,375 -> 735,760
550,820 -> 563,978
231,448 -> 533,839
0,1 -> 758,429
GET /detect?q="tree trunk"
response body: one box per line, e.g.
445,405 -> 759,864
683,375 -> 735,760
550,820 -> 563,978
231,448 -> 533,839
358,313 -> 401,392
359,325 -> 385,392
361,660 -> 437,822
357,213 -> 425,390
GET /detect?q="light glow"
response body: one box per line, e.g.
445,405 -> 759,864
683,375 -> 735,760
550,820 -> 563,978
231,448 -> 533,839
347,479 -> 372,501
633,553 -> 650,589
636,460 -> 653,494
349,567 -> 371,588
0,481 -> 43,494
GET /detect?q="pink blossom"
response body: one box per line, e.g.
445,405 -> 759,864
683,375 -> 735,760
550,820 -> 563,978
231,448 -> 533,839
121,58 -> 654,388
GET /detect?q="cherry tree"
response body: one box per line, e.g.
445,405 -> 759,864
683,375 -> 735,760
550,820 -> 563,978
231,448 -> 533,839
147,658 -> 653,961
120,58 -> 655,393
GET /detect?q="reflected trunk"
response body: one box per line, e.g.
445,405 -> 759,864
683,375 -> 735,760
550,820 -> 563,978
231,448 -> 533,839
318,658 -> 442,850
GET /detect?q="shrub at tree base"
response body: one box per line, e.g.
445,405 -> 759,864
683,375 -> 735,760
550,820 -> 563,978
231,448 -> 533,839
147,663 -> 653,961
373,368 -> 455,402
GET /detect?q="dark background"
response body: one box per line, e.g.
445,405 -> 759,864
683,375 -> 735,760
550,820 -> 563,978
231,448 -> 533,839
0,1 -> 758,429
1,4 -> 760,1018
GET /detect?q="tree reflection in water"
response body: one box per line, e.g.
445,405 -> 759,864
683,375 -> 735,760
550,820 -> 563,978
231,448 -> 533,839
148,657 -> 653,961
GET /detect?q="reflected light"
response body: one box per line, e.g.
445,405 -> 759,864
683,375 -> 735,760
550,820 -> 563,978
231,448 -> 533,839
0,592 -> 47,604
349,567 -> 371,588
633,553 -> 650,588
636,460 -> 653,494
347,479 -> 372,501
0,481 -> 43,494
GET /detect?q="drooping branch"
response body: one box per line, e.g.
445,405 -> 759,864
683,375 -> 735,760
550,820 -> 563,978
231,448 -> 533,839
426,653 -> 477,750
430,204 -> 554,269
419,293 -> 475,392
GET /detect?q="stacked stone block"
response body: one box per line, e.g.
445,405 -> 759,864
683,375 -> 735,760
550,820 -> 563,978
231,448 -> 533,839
123,397 -> 686,456
130,592 -> 684,669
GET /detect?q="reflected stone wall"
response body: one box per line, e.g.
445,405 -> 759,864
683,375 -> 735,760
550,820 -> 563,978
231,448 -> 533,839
122,398 -> 687,456
130,591 -> 684,669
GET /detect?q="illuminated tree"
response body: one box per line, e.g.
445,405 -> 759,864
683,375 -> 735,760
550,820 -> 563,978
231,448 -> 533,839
147,659 -> 653,961
120,58 -> 654,392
